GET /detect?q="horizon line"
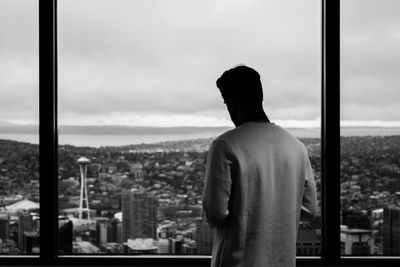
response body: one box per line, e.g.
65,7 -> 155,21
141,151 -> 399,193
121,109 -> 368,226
0,122 -> 400,129
3,120 -> 400,128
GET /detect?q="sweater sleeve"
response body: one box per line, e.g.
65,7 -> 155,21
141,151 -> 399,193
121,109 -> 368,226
202,139 -> 232,228
300,146 -> 318,220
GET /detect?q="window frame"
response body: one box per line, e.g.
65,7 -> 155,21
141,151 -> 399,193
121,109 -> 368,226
6,0 -> 400,266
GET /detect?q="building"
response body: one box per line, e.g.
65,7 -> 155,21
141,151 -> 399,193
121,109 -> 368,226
100,242 -> 123,254
342,209 -> 371,229
383,204 -> 400,254
8,219 -> 18,245
18,211 -> 34,249
296,228 -> 321,255
96,221 -> 109,245
182,238 -> 197,254
169,237 -> 183,255
125,238 -> 158,254
130,163 -> 145,180
58,220 -> 73,254
340,225 -> 374,255
122,189 -> 158,242
5,199 -> 39,215
94,218 -> 121,246
109,219 -> 122,243
23,231 -> 40,254
62,208 -> 96,220
0,213 -> 9,241
73,241 -> 100,254
372,208 -> 384,221
158,221 -> 177,239
195,218 -> 214,254
157,238 -> 169,254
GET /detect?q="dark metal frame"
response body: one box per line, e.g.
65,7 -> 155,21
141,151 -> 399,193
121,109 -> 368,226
3,0 -> 399,266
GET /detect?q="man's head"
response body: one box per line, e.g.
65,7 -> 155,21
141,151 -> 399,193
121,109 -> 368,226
216,65 -> 264,125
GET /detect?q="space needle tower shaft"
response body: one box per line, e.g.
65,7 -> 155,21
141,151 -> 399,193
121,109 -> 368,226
78,157 -> 91,221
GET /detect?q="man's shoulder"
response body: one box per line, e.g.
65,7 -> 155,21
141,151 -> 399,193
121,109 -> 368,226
209,128 -> 236,151
214,124 -> 250,146
216,122 -> 283,140
215,122 -> 306,151
216,126 -> 239,141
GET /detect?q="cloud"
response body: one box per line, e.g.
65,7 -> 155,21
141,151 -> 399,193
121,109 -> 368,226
0,0 -> 38,123
340,0 -> 400,122
56,0 -> 321,125
4,0 -> 400,126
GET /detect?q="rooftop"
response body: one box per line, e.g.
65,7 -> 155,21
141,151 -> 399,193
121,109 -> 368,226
5,199 -> 39,213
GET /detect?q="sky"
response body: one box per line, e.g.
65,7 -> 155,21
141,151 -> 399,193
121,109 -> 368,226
341,0 -> 400,126
0,0 -> 399,128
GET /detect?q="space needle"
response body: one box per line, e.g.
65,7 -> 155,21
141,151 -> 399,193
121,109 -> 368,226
77,157 -> 91,221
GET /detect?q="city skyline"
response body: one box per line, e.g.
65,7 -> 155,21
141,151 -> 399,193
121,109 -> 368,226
1,0 -> 400,257
3,134 -> 400,255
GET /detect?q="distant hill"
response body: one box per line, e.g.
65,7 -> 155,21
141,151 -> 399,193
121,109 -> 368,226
0,124 -> 38,133
0,120 -> 16,126
0,125 -> 231,135
58,125 -> 232,135
0,124 -> 400,137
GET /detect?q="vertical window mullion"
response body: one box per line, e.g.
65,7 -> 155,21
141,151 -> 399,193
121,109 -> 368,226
322,0 -> 340,264
39,0 -> 58,263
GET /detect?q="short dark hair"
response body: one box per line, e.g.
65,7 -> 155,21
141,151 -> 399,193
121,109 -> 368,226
216,65 -> 263,104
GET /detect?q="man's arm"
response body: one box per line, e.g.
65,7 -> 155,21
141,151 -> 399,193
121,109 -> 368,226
301,148 -> 318,220
202,139 -> 232,228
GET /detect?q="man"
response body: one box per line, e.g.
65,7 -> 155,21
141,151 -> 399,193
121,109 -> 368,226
202,65 -> 317,267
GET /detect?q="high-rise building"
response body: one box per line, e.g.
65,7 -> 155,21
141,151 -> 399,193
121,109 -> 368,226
109,219 -> 122,243
58,220 -> 73,254
383,204 -> 400,254
18,211 -> 34,249
169,237 -> 183,255
23,231 -> 40,254
122,188 -> 158,242
9,219 -> 18,244
96,221 -> 109,245
195,218 -> 214,254
0,213 -> 9,241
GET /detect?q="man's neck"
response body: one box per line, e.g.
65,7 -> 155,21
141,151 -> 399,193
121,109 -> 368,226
235,109 -> 270,127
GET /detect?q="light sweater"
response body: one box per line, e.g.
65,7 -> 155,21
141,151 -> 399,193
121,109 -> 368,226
202,122 -> 317,267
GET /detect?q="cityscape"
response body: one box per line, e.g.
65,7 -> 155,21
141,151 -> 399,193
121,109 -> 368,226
1,0 -> 399,260
0,134 -> 400,255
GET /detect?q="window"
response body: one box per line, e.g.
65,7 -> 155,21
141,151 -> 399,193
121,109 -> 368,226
11,0 -> 400,266
0,0 -> 39,255
57,0 -> 321,256
340,0 -> 400,256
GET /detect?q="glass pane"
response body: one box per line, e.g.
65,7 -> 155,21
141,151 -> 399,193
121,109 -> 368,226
58,0 -> 321,255
341,0 -> 400,256
0,0 -> 39,255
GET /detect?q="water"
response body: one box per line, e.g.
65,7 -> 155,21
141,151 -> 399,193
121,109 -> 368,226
0,132 -> 223,147
0,134 -> 39,145
1,127 -> 400,147
59,132 -> 223,147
